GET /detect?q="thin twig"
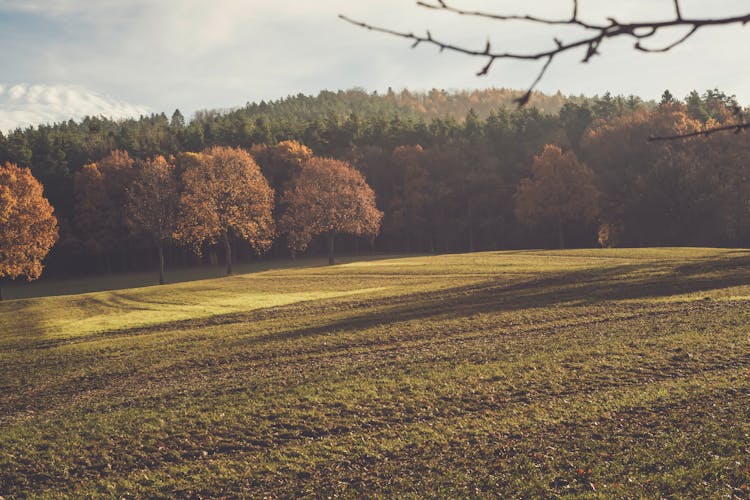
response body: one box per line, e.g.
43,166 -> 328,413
649,122 -> 750,141
415,0 -> 603,30
340,1 -> 750,108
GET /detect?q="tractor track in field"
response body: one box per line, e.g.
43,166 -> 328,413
3,251 -> 750,498
5,266 -> 725,352
2,296 -> 749,426
7,363 -> 750,497
248,385 -> 750,498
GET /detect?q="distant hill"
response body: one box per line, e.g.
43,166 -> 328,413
199,87 -> 591,125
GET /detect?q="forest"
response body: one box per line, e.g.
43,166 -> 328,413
1,87 -> 749,280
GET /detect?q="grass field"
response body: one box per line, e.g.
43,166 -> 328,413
2,248 -> 750,498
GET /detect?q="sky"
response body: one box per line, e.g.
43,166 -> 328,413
0,0 -> 748,131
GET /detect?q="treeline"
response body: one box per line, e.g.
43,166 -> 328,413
1,87 -> 748,278
0,145 -> 381,292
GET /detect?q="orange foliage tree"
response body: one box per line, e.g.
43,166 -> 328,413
251,140 -> 314,194
279,157 -> 383,265
125,156 -> 180,285
175,146 -> 275,275
73,150 -> 135,269
514,145 -> 599,249
0,163 -> 59,300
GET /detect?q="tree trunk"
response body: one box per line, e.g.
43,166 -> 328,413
158,241 -> 165,285
557,219 -> 566,249
327,233 -> 335,265
223,232 -> 233,275
0,281 -> 3,301
467,201 -> 475,252
120,245 -> 128,272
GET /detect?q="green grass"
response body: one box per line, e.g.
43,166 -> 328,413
2,248 -> 750,498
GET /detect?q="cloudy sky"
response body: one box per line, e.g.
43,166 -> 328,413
0,0 -> 748,130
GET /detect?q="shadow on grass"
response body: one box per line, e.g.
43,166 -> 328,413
1,253 -> 413,300
0,297 -> 49,340
12,252 -> 750,352
229,252 -> 750,347
4,253 -> 750,424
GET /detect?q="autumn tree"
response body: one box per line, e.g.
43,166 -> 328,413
176,146 -> 275,275
280,157 -> 382,264
74,150 -> 136,271
0,163 -> 59,300
514,145 -> 598,248
125,156 -> 180,284
251,140 -> 314,195
581,108 -> 703,245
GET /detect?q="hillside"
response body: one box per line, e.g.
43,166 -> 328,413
4,87 -> 746,281
1,249 -> 749,497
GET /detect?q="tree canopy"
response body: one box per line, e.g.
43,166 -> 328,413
514,145 -> 598,249
1,87 -> 749,278
125,155 -> 181,284
280,157 -> 382,264
0,163 -> 58,298
176,146 -> 275,275
73,150 -> 135,265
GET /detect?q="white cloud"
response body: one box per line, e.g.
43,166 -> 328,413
0,0 -> 137,14
0,83 -> 150,132
0,0 -> 747,120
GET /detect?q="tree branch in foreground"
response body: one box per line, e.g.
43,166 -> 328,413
340,1 -> 750,107
648,122 -> 750,141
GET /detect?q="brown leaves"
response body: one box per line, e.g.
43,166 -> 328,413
0,162 -> 59,281
514,145 -> 599,237
279,157 -> 383,254
73,150 -> 136,256
251,140 -> 314,197
175,146 -> 275,255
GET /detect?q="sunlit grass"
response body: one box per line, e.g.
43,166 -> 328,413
1,248 -> 749,497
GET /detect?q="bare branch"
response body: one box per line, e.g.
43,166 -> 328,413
635,26 -> 698,53
674,0 -> 683,20
415,0 -> 604,30
515,56 -> 553,106
341,1 -> 750,108
649,122 -> 750,141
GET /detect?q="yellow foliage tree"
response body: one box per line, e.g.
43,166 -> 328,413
0,163 -> 59,300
